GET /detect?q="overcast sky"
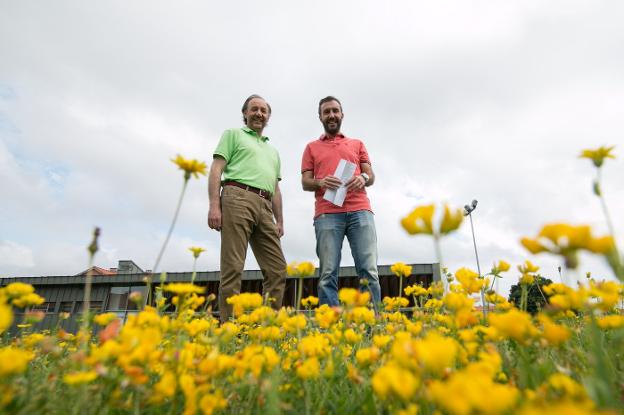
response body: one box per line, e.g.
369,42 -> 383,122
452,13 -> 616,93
1,1 -> 622,295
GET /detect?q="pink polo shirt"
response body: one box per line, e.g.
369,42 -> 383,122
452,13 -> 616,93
301,133 -> 373,218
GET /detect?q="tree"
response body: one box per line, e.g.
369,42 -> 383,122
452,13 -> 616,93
508,275 -> 553,314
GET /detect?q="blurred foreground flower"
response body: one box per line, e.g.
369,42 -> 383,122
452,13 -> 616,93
188,246 -> 206,258
521,223 -> 614,269
579,145 -> 615,168
171,154 -> 207,180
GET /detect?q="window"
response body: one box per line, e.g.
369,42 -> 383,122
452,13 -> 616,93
74,301 -> 103,314
107,287 -> 129,311
31,302 -> 55,313
59,302 -> 74,313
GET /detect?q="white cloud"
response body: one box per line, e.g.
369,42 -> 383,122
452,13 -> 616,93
0,1 -> 622,295
0,240 -> 35,271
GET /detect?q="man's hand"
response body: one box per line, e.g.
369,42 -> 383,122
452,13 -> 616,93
276,221 -> 284,238
345,175 -> 366,191
319,175 -> 342,190
208,206 -> 222,231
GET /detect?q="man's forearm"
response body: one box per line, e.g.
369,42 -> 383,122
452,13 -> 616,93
272,187 -> 284,224
301,174 -> 320,191
208,164 -> 223,208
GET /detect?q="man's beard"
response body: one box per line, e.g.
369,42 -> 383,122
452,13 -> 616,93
323,118 -> 342,135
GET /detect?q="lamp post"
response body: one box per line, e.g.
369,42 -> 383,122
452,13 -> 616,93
464,199 -> 486,316
463,199 -> 481,276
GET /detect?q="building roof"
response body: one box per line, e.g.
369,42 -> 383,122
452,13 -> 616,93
74,266 -> 117,277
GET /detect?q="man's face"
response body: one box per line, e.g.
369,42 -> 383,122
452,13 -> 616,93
319,100 -> 343,135
244,98 -> 270,133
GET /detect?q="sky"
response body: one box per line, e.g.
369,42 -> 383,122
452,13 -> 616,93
1,1 -> 623,295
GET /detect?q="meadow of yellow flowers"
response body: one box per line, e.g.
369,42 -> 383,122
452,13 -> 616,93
0,148 -> 622,414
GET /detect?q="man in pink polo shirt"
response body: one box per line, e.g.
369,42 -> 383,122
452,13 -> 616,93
301,96 -> 381,307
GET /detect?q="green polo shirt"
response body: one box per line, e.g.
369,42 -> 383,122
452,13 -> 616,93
213,127 -> 281,194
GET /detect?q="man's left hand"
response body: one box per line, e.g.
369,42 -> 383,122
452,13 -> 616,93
276,222 -> 284,238
346,175 -> 366,191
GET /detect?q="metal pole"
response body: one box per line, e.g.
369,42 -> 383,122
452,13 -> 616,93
468,213 -> 482,277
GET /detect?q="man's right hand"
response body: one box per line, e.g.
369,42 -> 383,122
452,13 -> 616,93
208,207 -> 222,231
318,175 -> 342,190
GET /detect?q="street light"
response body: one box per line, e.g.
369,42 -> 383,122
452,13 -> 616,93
463,199 -> 482,277
464,199 -> 487,317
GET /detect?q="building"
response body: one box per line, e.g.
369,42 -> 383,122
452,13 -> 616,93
1,260 -> 441,333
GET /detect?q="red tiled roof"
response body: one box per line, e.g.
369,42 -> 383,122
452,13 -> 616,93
74,266 -> 117,277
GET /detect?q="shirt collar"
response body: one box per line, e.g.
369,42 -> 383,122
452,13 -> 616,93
242,126 -> 269,141
319,132 -> 345,141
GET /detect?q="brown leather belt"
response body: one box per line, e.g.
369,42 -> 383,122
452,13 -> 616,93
223,181 -> 272,201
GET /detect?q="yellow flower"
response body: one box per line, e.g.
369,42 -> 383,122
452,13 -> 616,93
163,283 -> 205,295
401,204 -> 435,235
579,145 -> 615,167
489,309 -> 537,342
0,297 -> 13,335
287,261 -> 316,277
152,370 -> 176,402
0,347 -> 33,376
298,334 -> 331,358
93,312 -> 119,326
519,273 -> 535,285
538,315 -> 571,346
296,357 -> 320,380
301,296 -> 319,308
12,292 -> 45,308
518,260 -> 540,274
171,154 -> 207,180
2,282 -> 35,299
521,224 -> 614,268
226,292 -> 263,316
63,370 -> 98,385
491,260 -> 511,275
283,314 -> 307,333
596,314 -> 624,330
372,335 -> 392,349
371,363 -> 420,401
382,296 -> 409,311
344,328 -> 362,344
429,369 -> 519,414
415,331 -> 459,375
188,246 -> 206,258
443,291 -> 474,311
391,262 -> 412,278
440,204 -> 464,234
404,284 -> 428,297
547,373 -> 588,400
455,267 -> 485,294
355,347 -> 380,367
199,392 -> 227,415
338,288 -> 370,307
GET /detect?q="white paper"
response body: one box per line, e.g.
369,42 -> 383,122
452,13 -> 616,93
323,159 -> 356,207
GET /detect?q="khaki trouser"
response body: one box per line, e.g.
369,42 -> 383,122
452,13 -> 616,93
218,185 -> 287,323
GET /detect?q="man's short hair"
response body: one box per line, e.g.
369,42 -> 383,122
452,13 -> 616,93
318,96 -> 342,115
242,94 -> 271,123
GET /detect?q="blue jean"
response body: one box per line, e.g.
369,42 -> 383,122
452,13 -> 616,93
314,210 -> 381,307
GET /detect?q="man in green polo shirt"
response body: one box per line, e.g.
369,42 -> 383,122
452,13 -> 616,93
208,94 -> 287,323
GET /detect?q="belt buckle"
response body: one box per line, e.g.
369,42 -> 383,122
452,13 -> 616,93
258,189 -> 266,199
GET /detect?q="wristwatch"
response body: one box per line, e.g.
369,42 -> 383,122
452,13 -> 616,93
360,173 -> 370,184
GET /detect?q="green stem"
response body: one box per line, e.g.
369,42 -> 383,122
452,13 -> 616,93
520,285 -> 528,312
398,275 -> 403,299
597,168 -> 623,280
433,234 -> 445,292
81,227 -> 100,349
296,277 -> 304,312
191,257 -> 198,284
148,179 -> 189,305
